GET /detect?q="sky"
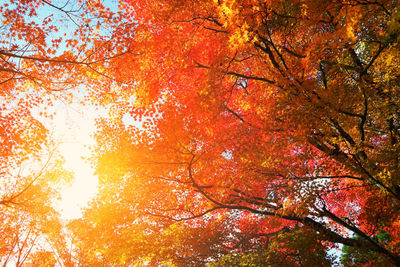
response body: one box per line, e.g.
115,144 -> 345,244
46,100 -> 104,219
30,0 -> 121,220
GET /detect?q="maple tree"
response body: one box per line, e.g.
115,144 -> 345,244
0,0 -> 126,265
69,0 -> 400,265
0,0 -> 103,207
1,0 -> 400,266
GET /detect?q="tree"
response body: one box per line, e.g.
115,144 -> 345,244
73,0 -> 400,265
0,1 -> 127,265
0,0 -> 132,210
0,156 -> 73,266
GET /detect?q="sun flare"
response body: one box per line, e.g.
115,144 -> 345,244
50,104 -> 101,220
57,139 -> 98,220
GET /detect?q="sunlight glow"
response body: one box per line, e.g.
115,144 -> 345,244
49,103 -> 102,220
57,129 -> 97,220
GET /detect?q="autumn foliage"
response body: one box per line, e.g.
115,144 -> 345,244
1,0 -> 400,266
